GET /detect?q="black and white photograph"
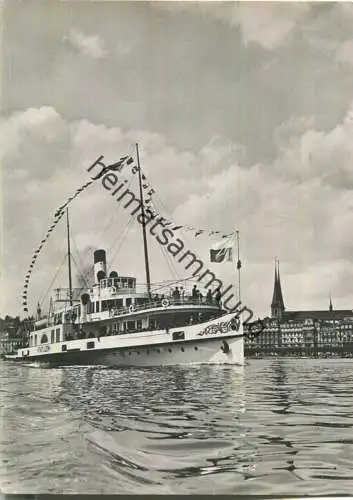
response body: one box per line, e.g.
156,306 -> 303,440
1,0 -> 353,496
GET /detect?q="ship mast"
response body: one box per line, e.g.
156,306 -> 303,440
66,208 -> 73,306
136,143 -> 152,298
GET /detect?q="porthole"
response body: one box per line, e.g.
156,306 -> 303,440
157,349 -> 161,354
168,348 -> 172,353
194,346 -> 198,351
181,347 -> 185,352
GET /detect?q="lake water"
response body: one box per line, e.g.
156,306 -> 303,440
1,359 -> 353,495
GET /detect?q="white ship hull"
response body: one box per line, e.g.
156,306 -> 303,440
92,335 -> 243,367
5,313 -> 244,367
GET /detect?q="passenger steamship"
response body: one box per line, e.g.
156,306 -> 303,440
5,145 -> 244,367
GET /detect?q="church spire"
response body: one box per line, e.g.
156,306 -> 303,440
271,259 -> 285,318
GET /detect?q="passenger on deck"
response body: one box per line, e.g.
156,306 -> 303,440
192,285 -> 197,298
215,287 -> 222,308
206,289 -> 213,304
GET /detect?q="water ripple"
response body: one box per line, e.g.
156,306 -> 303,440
1,359 -> 353,494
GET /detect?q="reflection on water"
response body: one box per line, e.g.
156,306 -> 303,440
1,359 -> 353,494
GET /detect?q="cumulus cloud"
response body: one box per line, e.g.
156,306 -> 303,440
228,2 -> 311,49
66,28 -> 107,59
155,2 -> 311,49
3,102 -> 353,317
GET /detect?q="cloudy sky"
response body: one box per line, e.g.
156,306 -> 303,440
2,0 -> 353,318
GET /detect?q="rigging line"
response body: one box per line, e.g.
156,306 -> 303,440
70,254 -> 90,289
70,232 -> 91,285
95,143 -> 136,245
98,170 -> 135,246
158,237 -> 182,281
39,254 -> 67,306
104,174 -> 137,264
72,173 -> 135,286
156,239 -> 179,283
107,215 -> 135,272
22,150 -> 135,314
151,191 -> 202,265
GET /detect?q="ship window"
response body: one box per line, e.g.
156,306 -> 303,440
127,321 -> 135,331
95,302 -> 100,313
55,328 -> 60,342
181,347 -> 185,352
126,298 -> 132,307
87,341 -> 95,349
129,351 -> 132,355
41,334 -> 48,344
136,320 -> 142,330
194,346 -> 198,351
62,345 -> 67,352
34,335 -> 37,346
51,329 -> 54,343
157,349 -> 161,354
173,331 -> 185,341
168,348 -> 172,353
121,351 -> 125,356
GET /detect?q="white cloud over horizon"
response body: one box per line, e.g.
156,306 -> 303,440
3,1 -> 353,319
66,28 -> 107,59
154,1 -> 311,49
3,100 -> 353,318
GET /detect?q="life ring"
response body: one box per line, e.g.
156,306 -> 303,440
129,304 -> 135,313
161,298 -> 169,308
230,316 -> 240,331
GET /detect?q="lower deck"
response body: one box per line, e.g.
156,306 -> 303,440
6,313 -> 244,367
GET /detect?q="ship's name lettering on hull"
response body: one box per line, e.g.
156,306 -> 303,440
37,345 -> 50,353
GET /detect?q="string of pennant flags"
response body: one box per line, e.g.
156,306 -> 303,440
22,152 -> 233,314
88,154 -> 235,238
22,178 -> 97,313
143,196 -> 233,238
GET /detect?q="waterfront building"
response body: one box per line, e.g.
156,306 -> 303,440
0,330 -> 23,354
245,261 -> 353,356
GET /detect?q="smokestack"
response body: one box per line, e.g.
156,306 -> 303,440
94,249 -> 107,284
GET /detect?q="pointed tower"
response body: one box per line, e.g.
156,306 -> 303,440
329,295 -> 333,312
271,260 -> 285,318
